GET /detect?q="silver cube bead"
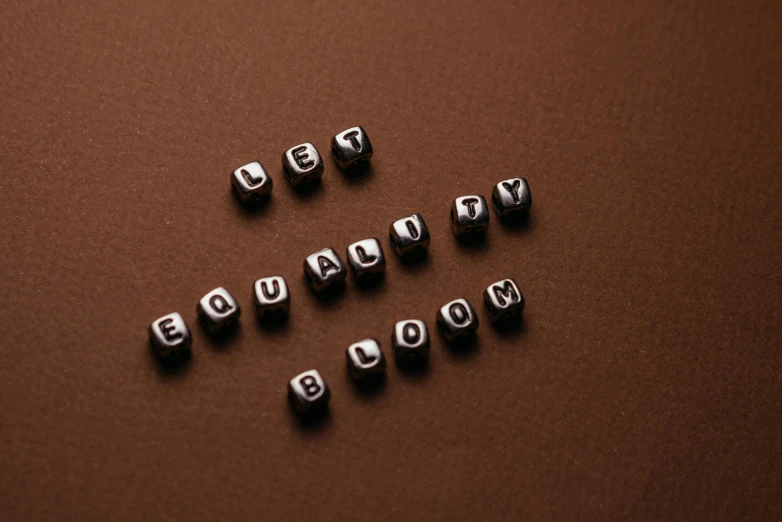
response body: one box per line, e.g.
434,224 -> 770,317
149,312 -> 192,359
492,177 -> 532,218
282,143 -> 324,188
484,278 -> 525,324
230,161 -> 273,204
304,247 -> 347,293
196,287 -> 241,335
451,195 -> 490,237
389,213 -> 430,257
331,126 -> 373,170
436,298 -> 479,341
253,276 -> 290,321
391,320 -> 430,361
288,369 -> 330,415
346,238 -> 386,282
346,338 -> 387,380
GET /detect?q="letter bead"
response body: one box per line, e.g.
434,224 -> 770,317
231,161 -> 273,204
492,177 -> 532,218
253,276 -> 290,321
331,126 -> 373,170
288,369 -> 330,415
391,320 -> 430,361
282,143 -> 324,188
436,298 -> 479,341
148,312 -> 192,359
389,213 -> 431,258
346,238 -> 386,282
451,195 -> 490,237
346,338 -> 387,380
304,247 -> 347,293
196,287 -> 241,335
484,278 -> 525,324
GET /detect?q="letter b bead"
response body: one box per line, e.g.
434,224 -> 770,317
288,369 -> 330,415
484,278 -> 525,324
282,143 -> 324,188
197,287 -> 241,335
451,195 -> 489,237
436,298 -> 479,341
331,126 -> 373,170
149,312 -> 192,360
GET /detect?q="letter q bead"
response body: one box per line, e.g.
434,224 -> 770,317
288,369 -> 330,415
149,312 -> 192,360
282,143 -> 324,188
196,287 -> 241,335
231,161 -> 273,204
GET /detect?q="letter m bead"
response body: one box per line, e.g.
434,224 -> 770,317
483,278 -> 525,324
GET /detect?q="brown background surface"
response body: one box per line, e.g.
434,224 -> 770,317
1,0 -> 781,520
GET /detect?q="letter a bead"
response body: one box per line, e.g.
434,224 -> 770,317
304,248 -> 347,293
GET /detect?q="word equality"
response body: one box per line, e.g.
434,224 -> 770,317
149,125 -> 533,418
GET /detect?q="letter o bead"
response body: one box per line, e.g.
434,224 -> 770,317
484,278 -> 525,324
451,195 -> 489,237
149,312 -> 192,360
436,298 -> 479,341
288,369 -> 330,415
282,143 -> 324,188
231,161 -> 273,204
331,126 -> 373,170
304,248 -> 347,293
492,177 -> 531,218
391,320 -> 430,361
389,213 -> 430,258
196,287 -> 241,335
253,276 -> 290,322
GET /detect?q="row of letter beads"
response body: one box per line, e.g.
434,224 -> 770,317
231,126 -> 373,203
449,177 -> 532,237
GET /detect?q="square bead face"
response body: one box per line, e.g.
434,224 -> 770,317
346,238 -> 386,280
303,248 -> 347,293
231,161 -> 273,204
391,320 -> 430,360
436,298 -> 479,341
282,143 -> 324,188
148,312 -> 192,359
288,369 -> 330,415
196,287 -> 241,335
331,126 -> 373,169
492,177 -> 531,218
253,276 -> 290,320
484,278 -> 525,323
389,213 -> 431,257
451,195 -> 490,236
346,338 -> 387,380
